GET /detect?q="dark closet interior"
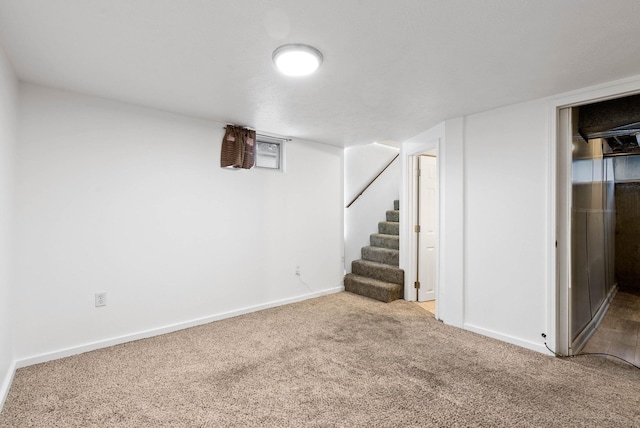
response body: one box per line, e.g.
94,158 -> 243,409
578,93 -> 640,294
572,94 -> 640,362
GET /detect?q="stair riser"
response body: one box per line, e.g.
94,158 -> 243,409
352,260 -> 404,285
386,210 -> 399,222
344,275 -> 403,303
394,200 -> 399,210
378,222 -> 399,235
370,234 -> 400,250
362,246 -> 399,266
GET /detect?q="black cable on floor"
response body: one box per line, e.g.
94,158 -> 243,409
542,337 -> 640,370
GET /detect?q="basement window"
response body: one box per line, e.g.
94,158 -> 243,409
255,140 -> 283,171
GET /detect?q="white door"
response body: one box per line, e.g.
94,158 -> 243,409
418,155 -> 437,302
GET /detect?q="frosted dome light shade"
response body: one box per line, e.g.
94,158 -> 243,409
273,44 -> 323,76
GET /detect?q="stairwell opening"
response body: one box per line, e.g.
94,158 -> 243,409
343,141 -> 441,312
344,199 -> 405,302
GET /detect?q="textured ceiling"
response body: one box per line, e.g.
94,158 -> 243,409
1,1 -> 640,147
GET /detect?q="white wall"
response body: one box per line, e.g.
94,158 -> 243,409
402,100 -> 549,353
441,118 -> 465,327
14,84 -> 344,364
344,143 -> 399,273
400,119 -> 465,326
0,43 -> 17,407
463,100 -> 549,351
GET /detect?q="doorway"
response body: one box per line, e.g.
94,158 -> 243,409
408,147 -> 439,316
556,91 -> 640,358
416,152 -> 438,303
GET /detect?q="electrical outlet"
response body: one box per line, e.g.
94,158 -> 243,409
295,265 -> 301,276
95,292 -> 107,307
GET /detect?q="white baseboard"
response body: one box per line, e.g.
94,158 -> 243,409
0,360 -> 16,413
463,323 -> 549,355
16,285 -> 344,369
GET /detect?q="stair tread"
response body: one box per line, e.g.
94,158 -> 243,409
362,246 -> 399,266
353,259 -> 402,270
352,259 -> 404,285
344,273 -> 403,303
362,245 -> 399,253
386,210 -> 400,222
345,274 -> 402,289
370,233 -> 400,250
378,221 -> 400,236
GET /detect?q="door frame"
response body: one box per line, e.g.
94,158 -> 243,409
549,76 -> 640,356
401,139 -> 441,309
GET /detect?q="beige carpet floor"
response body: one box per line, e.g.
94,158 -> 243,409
1,292 -> 639,427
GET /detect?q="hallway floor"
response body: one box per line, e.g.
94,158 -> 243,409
582,288 -> 640,367
415,300 -> 436,317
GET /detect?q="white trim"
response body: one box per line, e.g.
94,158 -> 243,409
547,76 -> 640,108
548,105 -> 572,356
548,73 -> 640,357
464,323 -> 549,355
459,117 -> 467,329
546,100 -> 557,355
16,285 -> 344,369
0,360 -> 16,412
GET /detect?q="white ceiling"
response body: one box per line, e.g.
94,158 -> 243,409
1,1 -> 640,147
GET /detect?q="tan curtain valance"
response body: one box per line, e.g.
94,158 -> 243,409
220,125 -> 256,169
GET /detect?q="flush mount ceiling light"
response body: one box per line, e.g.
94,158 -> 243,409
272,44 -> 323,77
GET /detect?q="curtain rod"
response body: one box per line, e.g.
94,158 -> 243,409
223,126 -> 292,142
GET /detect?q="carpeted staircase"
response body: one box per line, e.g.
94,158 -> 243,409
344,200 -> 404,302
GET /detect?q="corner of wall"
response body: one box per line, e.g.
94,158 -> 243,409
11,87 -> 345,366
0,40 -> 18,415
0,360 -> 16,412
